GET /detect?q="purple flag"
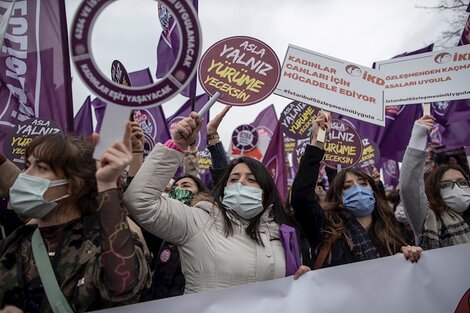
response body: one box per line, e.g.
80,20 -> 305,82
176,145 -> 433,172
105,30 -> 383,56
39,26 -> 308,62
91,97 -> 106,133
74,96 -> 93,137
381,158 -> 400,190
262,123 -> 288,201
155,1 -> 198,98
0,1 -> 73,153
166,93 -> 211,182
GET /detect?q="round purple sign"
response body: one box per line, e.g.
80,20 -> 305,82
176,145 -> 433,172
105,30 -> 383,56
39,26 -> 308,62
323,119 -> 363,170
71,0 -> 201,108
3,118 -> 62,169
280,101 -> 317,139
231,124 -> 258,151
111,60 -> 131,87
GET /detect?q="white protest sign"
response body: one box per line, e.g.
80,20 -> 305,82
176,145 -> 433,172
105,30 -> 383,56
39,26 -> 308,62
95,243 -> 470,313
275,44 -> 385,126
377,44 -> 470,106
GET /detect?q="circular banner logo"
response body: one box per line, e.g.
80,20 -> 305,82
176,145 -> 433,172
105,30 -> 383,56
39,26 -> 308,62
232,124 -> 258,151
71,0 -> 201,108
279,101 -> 317,139
323,119 -> 363,170
357,138 -> 380,169
111,60 -> 131,86
3,118 -> 62,168
198,36 -> 281,106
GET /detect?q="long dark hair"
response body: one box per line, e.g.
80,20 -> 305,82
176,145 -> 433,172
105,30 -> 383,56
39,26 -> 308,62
174,174 -> 209,194
323,168 -> 407,256
25,133 -> 98,214
212,156 -> 289,244
174,174 -> 216,206
425,164 -> 470,218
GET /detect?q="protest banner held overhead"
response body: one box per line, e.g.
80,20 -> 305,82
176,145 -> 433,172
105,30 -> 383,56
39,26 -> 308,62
279,101 -> 318,139
3,118 -> 62,168
323,119 -> 363,169
357,138 -> 381,170
199,36 -> 281,106
275,44 -> 385,126
376,44 -> 470,106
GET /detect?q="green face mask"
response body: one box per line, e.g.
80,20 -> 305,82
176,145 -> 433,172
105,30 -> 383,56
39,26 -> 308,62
169,188 -> 194,205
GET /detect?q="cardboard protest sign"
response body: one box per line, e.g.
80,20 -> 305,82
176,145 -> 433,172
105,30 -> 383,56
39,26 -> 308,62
284,136 -> 296,153
275,44 -> 385,126
357,138 -> 380,170
3,118 -> 62,168
279,101 -> 317,139
197,148 -> 213,178
323,119 -> 362,169
293,137 -> 310,169
199,36 -> 281,106
231,124 -> 258,152
376,44 -> 470,106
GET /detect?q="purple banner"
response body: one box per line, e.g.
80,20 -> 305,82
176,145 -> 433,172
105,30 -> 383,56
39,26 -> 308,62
74,96 -> 93,137
0,1 -> 73,155
262,124 -> 288,201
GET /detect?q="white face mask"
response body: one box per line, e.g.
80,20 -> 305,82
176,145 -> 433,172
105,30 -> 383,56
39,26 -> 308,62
441,186 -> 470,214
222,182 -> 264,220
9,173 -> 69,218
394,204 -> 408,223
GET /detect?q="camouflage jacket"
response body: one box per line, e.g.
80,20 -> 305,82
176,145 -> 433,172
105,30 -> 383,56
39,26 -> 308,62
0,213 -> 151,312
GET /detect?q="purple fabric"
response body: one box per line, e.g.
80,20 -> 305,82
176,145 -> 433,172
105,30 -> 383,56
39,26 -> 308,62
166,93 -> 211,182
155,1 -> 198,98
91,97 -> 107,132
381,158 -> 400,190
262,123 -> 288,201
279,224 -> 301,276
74,96 -> 93,137
0,1 -> 73,154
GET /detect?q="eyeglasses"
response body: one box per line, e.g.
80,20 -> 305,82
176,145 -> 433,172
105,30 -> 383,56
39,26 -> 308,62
439,179 -> 470,189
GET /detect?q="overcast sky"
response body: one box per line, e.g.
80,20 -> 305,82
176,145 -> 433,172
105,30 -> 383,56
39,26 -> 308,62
64,0 -> 459,146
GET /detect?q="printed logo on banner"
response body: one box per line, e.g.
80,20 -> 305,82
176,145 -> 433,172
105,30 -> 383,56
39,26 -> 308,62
432,101 -> 449,116
265,156 -> 279,181
3,118 -> 62,168
345,65 -> 362,77
323,119 -> 363,170
232,124 -> 258,151
197,149 -> 212,175
133,110 -> 157,158
279,101 -> 317,140
198,36 -> 281,106
383,159 -> 398,179
111,60 -> 131,86
434,53 -> 452,64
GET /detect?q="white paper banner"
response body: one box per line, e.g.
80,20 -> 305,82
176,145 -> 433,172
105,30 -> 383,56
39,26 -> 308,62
275,45 -> 385,126
377,44 -> 470,106
96,243 -> 470,313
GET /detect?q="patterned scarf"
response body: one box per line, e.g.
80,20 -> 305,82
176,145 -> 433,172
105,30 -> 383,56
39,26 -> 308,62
345,218 -> 380,261
419,209 -> 470,250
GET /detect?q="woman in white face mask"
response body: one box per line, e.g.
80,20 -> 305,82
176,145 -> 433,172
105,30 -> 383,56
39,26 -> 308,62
400,114 -> 470,250
0,126 -> 150,312
124,112 -> 309,295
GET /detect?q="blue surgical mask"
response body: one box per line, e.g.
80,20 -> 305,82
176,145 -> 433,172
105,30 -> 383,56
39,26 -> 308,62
342,184 -> 375,217
222,182 -> 264,220
9,173 -> 69,218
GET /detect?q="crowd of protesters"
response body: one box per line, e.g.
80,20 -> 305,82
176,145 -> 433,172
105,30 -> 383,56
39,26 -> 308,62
0,106 -> 468,312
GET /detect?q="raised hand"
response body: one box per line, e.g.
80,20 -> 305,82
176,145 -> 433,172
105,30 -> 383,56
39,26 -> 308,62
171,112 -> 202,151
207,105 -> 231,133
310,111 -> 331,147
130,121 -> 144,152
417,114 -> 435,131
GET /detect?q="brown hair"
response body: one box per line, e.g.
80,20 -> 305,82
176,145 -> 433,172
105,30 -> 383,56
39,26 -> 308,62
425,164 -> 470,217
322,168 -> 407,257
25,133 -> 98,214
